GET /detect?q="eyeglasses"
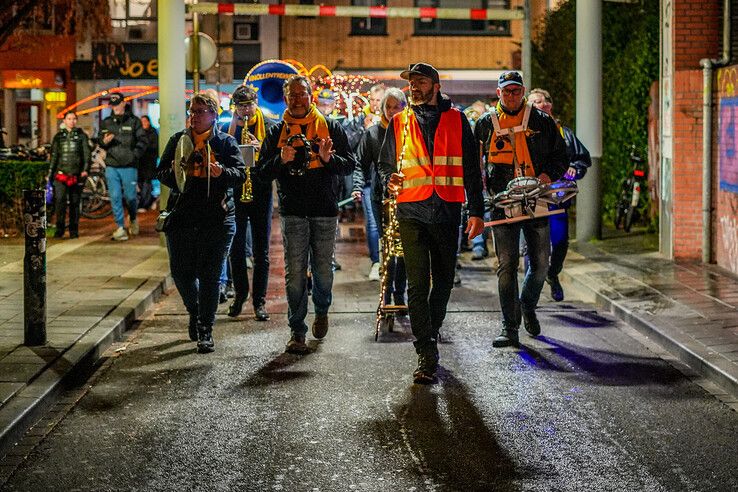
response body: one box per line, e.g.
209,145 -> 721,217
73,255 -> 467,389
286,93 -> 309,100
236,101 -> 256,108
188,108 -> 213,116
501,88 -> 523,96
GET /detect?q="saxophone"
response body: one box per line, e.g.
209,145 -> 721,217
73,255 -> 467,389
240,128 -> 255,203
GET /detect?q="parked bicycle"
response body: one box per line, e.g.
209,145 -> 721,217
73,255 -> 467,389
80,145 -> 112,219
614,146 -> 646,232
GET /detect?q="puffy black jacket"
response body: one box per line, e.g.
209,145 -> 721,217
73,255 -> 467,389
99,111 -> 147,168
49,126 -> 91,176
353,123 -> 386,206
157,126 -> 246,229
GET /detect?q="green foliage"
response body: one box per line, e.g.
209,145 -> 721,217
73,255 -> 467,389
532,0 -> 659,224
0,160 -> 49,235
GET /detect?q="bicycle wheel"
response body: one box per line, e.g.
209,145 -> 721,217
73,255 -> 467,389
81,171 -> 112,219
624,205 -> 636,232
614,203 -> 625,229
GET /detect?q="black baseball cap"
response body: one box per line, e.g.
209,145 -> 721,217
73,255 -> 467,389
498,71 -> 524,89
400,63 -> 440,84
108,92 -> 125,106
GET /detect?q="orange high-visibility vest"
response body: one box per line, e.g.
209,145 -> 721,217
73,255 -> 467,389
393,108 -> 465,203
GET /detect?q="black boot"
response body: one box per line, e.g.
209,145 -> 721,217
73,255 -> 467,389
228,296 -> 246,318
188,314 -> 199,341
413,344 -> 439,384
197,325 -> 215,353
492,326 -> 520,348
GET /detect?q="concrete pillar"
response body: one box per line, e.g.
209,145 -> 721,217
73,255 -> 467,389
575,0 -> 602,242
157,0 -> 186,212
522,0 -> 532,87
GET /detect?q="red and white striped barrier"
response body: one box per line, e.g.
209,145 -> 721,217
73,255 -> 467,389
187,3 -> 525,21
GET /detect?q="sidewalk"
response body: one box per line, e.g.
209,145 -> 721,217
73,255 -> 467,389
561,228 -> 738,401
0,213 -> 172,455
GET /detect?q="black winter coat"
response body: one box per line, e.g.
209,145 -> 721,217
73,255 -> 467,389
99,111 -> 147,169
49,127 -> 91,176
157,126 -> 246,229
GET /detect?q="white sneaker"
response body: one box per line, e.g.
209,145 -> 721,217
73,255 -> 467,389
112,227 -> 129,241
129,220 -> 139,236
368,262 -> 380,281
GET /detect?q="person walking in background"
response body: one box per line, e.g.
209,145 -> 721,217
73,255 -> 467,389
99,92 -> 147,241
258,75 -> 355,355
474,72 -> 568,348
157,92 -> 245,353
379,63 -> 484,384
137,115 -> 159,211
223,84 -> 276,322
49,111 -> 91,239
528,88 -> 591,302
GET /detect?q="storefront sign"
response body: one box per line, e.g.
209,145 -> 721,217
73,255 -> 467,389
1,70 -> 61,89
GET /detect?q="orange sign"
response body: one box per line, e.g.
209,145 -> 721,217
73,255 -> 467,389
1,70 -> 60,89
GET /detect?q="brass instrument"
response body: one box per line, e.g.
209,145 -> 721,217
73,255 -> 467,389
240,128 -> 256,203
375,108 -> 410,339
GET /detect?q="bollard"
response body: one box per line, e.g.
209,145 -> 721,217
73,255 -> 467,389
23,189 -> 46,346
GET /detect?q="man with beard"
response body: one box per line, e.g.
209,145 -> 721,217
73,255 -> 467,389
378,63 -> 484,384
258,75 -> 355,355
474,71 -> 568,347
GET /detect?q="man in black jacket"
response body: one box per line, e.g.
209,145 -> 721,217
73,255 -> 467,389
49,111 -> 91,238
474,71 -> 568,347
378,63 -> 484,384
99,92 -> 147,241
258,75 -> 355,355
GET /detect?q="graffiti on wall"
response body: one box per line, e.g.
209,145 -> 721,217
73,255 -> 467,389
718,96 -> 738,193
717,66 -> 738,274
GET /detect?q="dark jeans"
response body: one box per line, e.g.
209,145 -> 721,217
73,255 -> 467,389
548,210 -> 568,279
230,193 -> 273,308
373,199 -> 407,304
53,180 -> 81,235
166,218 -> 236,328
398,218 -> 460,353
138,178 -> 153,210
492,217 -> 550,329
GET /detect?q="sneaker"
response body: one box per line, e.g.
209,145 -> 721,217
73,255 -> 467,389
523,310 -> 541,336
254,304 -> 270,321
413,350 -> 439,384
492,327 -> 520,348
227,296 -> 246,317
332,260 -> 342,271
188,314 -> 199,341
129,220 -> 139,236
218,284 -> 228,304
246,257 -> 254,269
197,325 -> 215,353
368,262 -> 380,281
225,283 -> 235,299
312,314 -> 329,339
53,230 -> 64,239
285,333 -> 309,354
112,227 -> 129,241
547,276 -> 564,302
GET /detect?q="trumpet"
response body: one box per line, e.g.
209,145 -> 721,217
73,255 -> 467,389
240,129 -> 256,203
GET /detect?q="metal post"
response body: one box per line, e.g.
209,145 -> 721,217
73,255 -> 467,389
522,0 -> 532,87
192,12 -> 200,94
23,189 -> 46,346
157,0 -> 186,228
575,0 -> 602,242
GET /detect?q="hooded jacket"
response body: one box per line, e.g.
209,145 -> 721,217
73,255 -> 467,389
99,110 -> 148,169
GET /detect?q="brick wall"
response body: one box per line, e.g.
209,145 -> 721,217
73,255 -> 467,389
669,0 -> 722,259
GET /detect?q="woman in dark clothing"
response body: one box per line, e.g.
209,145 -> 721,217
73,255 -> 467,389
354,87 -> 408,306
156,92 -> 246,353
138,115 -> 159,210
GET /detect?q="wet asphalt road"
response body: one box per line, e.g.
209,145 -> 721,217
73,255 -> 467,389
3,246 -> 738,492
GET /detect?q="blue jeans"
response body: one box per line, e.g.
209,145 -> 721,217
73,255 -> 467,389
548,210 -> 569,278
166,218 -> 236,328
281,215 -> 337,335
362,186 -> 379,263
105,166 -> 138,228
492,217 -> 550,329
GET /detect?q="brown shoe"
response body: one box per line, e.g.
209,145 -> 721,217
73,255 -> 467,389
311,314 -> 329,339
285,333 -> 309,355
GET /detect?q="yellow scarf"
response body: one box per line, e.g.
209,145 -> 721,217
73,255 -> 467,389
488,101 -> 535,177
278,104 -> 330,169
190,127 -> 214,178
380,113 -> 390,129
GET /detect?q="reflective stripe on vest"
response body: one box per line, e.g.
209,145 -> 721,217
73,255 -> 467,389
393,108 -> 465,203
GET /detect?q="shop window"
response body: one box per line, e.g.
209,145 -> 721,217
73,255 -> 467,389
351,0 -> 388,36
414,0 -> 511,37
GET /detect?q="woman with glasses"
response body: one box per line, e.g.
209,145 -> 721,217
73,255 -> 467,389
157,92 -> 246,353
